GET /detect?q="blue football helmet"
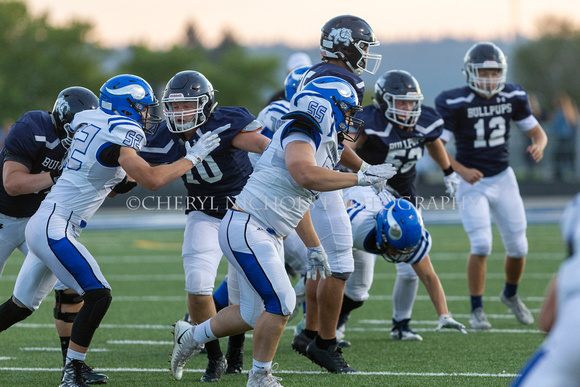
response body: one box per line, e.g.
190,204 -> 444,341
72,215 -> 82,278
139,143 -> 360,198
375,199 -> 424,263
284,65 -> 310,101
99,74 -> 161,134
463,42 -> 507,97
301,76 -> 363,141
51,86 -> 99,149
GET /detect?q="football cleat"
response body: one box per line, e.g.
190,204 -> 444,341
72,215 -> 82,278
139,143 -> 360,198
390,318 -> 423,341
246,365 -> 282,387
500,292 -> 534,325
291,330 -> 312,357
306,341 -> 356,374
201,356 -> 226,382
60,359 -> 89,387
170,320 -> 204,380
225,341 -> 244,375
470,307 -> 492,330
80,362 -> 108,384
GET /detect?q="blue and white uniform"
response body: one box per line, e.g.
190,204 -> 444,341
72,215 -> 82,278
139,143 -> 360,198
435,84 -> 538,257
19,108 -> 144,307
219,90 -> 339,326
139,107 -> 261,296
249,100 -> 290,166
512,194 -> 580,386
0,111 -> 72,309
354,105 -> 444,203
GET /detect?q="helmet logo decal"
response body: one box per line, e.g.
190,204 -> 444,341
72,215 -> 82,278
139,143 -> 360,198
106,84 -> 146,99
386,205 -> 403,241
311,79 -> 353,98
328,28 -> 352,47
54,97 -> 70,122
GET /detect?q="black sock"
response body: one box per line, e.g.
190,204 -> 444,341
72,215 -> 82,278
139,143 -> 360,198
60,336 -> 71,366
228,333 -> 245,348
204,339 -> 223,360
315,335 -> 337,350
304,329 -> 317,340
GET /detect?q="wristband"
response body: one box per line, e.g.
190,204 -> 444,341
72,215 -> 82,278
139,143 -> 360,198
443,166 -> 454,176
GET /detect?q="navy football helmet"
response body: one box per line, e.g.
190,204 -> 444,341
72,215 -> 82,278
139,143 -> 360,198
51,87 -> 99,149
375,198 -> 424,263
374,70 -> 424,128
463,42 -> 507,97
284,65 -> 310,101
99,74 -> 161,134
302,76 -> 363,140
162,71 -> 216,133
320,15 -> 381,76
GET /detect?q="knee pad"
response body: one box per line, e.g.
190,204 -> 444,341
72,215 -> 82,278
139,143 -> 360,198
0,297 -> 33,332
71,288 -> 112,347
504,233 -> 528,258
469,232 -> 492,256
53,290 -> 83,323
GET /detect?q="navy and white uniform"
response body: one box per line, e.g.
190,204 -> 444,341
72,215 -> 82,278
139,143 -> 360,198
219,90 -> 339,327
18,108 -> 144,308
512,195 -> 580,386
139,107 -> 261,296
354,105 -> 444,204
435,84 -> 538,257
0,111 -> 71,308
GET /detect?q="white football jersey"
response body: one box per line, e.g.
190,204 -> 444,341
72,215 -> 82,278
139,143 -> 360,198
236,91 -> 340,237
344,186 -> 432,264
44,109 -> 146,220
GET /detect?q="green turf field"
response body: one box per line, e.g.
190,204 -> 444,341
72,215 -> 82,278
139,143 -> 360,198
0,223 -> 565,386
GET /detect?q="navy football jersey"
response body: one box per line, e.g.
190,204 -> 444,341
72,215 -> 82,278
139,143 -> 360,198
435,83 -> 534,177
298,62 -> 365,103
354,105 -> 444,201
0,111 -> 67,218
139,106 -> 259,218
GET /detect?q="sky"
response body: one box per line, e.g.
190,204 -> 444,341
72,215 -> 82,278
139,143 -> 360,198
23,0 -> 580,49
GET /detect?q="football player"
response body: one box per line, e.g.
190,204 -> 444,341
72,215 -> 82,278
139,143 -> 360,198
290,14 -> 384,373
0,87 -> 109,384
343,69 -> 460,340
138,70 -> 270,382
511,194 -> 580,386
1,74 -> 220,387
435,42 -> 548,330
168,77 -> 396,385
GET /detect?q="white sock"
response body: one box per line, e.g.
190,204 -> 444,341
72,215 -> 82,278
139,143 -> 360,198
392,265 -> 419,321
65,349 -> 86,366
252,359 -> 272,372
193,319 -> 216,344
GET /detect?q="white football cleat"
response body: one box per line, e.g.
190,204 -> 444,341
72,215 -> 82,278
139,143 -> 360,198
500,292 -> 534,325
469,307 -> 492,330
247,365 -> 282,387
170,320 -> 204,380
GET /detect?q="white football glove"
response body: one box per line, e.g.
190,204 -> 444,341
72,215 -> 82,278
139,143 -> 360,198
356,163 -> 397,186
306,246 -> 332,281
443,172 -> 460,197
184,131 -> 221,166
435,314 -> 467,334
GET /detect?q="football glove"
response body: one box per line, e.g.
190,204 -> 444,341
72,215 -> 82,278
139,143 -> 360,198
443,172 -> 460,197
435,314 -> 467,334
356,163 -> 397,186
49,167 -> 62,184
184,131 -> 221,166
112,175 -> 137,194
306,246 -> 332,281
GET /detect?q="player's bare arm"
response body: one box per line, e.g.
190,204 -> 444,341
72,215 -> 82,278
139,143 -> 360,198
525,125 -> 548,163
2,160 -> 54,196
231,129 -> 271,154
